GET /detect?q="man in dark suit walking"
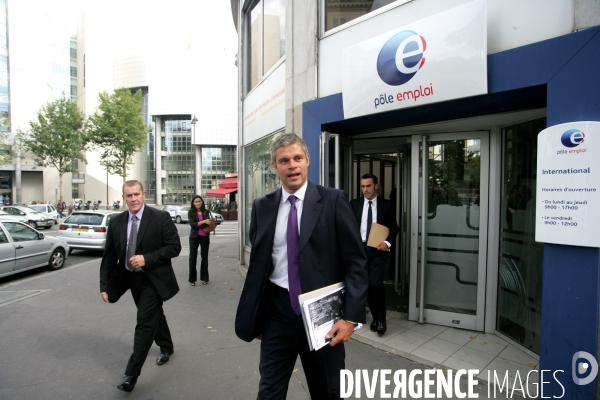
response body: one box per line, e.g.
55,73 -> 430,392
100,180 -> 181,392
350,173 -> 399,337
235,133 -> 368,399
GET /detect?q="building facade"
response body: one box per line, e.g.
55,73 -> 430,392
232,0 -> 600,397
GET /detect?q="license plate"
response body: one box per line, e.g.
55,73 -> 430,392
74,227 -> 88,232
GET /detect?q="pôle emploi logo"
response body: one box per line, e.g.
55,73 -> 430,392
340,352 -> 598,398
374,30 -> 434,110
557,129 -> 586,155
377,30 -> 426,86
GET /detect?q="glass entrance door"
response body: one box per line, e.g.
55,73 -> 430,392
408,132 -> 489,331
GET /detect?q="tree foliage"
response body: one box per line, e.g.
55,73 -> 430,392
88,88 -> 148,183
17,96 -> 87,198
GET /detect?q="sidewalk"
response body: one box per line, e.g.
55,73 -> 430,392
0,237 -> 491,399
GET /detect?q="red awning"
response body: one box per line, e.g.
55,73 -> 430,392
218,177 -> 238,189
205,187 -> 238,198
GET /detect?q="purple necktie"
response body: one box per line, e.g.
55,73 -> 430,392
287,195 -> 301,315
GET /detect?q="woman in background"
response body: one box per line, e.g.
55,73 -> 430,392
188,195 -> 214,286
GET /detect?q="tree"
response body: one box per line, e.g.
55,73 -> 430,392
88,88 -> 148,184
17,96 -> 87,199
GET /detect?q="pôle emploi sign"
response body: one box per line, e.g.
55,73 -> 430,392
536,121 -> 600,248
341,0 -> 487,119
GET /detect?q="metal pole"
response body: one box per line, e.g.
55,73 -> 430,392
418,135 -> 428,324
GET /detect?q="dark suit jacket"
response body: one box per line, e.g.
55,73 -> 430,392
235,181 -> 368,342
188,211 -> 214,239
349,196 -> 399,248
100,205 -> 182,303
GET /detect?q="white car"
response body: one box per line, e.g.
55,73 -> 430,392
0,218 -> 69,278
57,210 -> 120,253
0,206 -> 55,230
29,204 -> 60,223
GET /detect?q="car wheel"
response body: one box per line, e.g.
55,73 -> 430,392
175,216 -> 182,224
28,221 -> 37,229
47,249 -> 65,271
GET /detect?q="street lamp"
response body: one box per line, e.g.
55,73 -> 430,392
191,115 -> 198,196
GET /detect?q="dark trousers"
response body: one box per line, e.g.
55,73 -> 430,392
365,245 -> 388,323
188,235 -> 210,282
258,282 -> 345,400
126,272 -> 173,377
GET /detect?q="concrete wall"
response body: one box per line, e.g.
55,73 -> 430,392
285,0 -> 318,136
20,171 -> 43,204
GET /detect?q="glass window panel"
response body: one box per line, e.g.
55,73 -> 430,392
248,0 -> 264,90
244,133 -> 281,247
263,0 -> 285,73
324,0 -> 398,31
497,118 -> 545,355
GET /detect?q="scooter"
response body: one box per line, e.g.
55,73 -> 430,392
92,200 -> 102,211
113,200 -> 121,210
74,200 -> 84,210
83,200 -> 91,210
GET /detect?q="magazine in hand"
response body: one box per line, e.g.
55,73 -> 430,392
298,282 -> 361,351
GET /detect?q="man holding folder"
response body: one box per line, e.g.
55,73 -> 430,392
235,133 -> 368,399
350,173 -> 399,337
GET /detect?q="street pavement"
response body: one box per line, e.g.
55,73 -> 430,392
0,221 -> 492,399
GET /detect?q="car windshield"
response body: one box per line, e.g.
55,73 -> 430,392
64,213 -> 104,226
29,205 -> 45,212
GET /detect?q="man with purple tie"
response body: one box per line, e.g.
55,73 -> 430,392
235,133 -> 368,399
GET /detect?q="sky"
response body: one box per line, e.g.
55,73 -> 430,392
40,0 -> 237,53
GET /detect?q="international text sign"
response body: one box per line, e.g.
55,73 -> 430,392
342,0 -> 487,119
536,121 -> 600,248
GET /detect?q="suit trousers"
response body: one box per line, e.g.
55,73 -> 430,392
365,245 -> 388,323
258,282 -> 345,400
125,272 -> 174,377
188,235 -> 210,283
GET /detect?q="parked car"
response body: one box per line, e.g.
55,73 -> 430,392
0,206 -> 55,230
172,206 -> 191,224
29,204 -> 60,223
0,210 -> 28,223
162,205 -> 183,220
0,218 -> 69,278
57,210 -> 120,253
171,206 -> 223,225
213,212 -> 223,225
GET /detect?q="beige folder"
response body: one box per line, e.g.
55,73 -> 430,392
366,222 -> 389,248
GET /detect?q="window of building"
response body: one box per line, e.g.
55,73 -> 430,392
161,117 -> 194,205
201,146 -> 237,199
244,132 -> 281,247
246,0 -> 286,92
323,0 -> 404,32
497,117 -> 545,355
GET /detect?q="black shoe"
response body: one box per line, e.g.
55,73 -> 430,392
117,375 -> 138,392
157,350 -> 174,365
370,320 -> 378,332
377,321 -> 387,337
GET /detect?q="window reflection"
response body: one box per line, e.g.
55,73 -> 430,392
497,118 -> 545,354
244,133 -> 281,247
248,0 -> 285,91
324,0 -> 398,31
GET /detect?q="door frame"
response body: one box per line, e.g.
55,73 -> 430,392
408,131 -> 490,331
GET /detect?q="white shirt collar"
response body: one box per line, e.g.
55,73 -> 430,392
129,204 -> 145,221
363,196 -> 377,206
281,181 -> 308,204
